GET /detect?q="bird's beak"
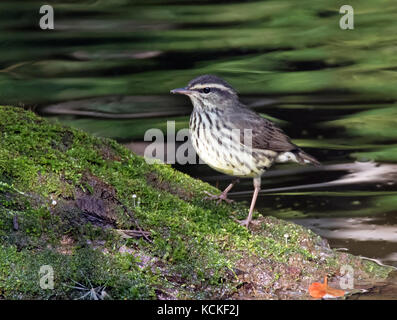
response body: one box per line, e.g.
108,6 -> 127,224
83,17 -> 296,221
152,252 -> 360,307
170,87 -> 193,96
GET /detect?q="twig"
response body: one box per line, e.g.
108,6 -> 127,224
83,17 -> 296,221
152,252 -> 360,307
359,256 -> 397,270
13,214 -> 19,231
113,197 -> 152,243
0,181 -> 28,196
115,229 -> 151,239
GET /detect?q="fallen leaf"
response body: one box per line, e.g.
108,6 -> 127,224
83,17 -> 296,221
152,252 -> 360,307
309,276 -> 345,299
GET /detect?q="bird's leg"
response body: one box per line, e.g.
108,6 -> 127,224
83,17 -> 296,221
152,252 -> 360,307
204,178 -> 240,204
239,177 -> 261,227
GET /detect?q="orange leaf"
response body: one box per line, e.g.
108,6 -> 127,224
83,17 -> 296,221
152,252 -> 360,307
309,282 -> 327,298
309,276 -> 345,299
325,286 -> 345,297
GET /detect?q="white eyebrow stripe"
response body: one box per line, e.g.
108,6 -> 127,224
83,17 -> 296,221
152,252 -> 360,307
189,83 -> 235,94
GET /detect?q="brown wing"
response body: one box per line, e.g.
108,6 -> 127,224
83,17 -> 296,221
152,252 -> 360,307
225,105 -> 298,152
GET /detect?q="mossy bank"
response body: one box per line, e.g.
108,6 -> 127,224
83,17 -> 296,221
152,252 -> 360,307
0,106 -> 393,299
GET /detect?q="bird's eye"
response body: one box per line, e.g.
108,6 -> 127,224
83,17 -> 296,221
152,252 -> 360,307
203,87 -> 211,94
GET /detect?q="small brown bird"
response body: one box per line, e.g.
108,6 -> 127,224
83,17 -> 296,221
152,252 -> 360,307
171,75 -> 319,227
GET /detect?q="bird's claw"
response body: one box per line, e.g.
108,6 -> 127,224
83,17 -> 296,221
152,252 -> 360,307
234,218 -> 250,228
203,191 -> 234,204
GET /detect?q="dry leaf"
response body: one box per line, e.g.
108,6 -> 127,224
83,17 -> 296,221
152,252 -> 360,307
309,276 -> 345,299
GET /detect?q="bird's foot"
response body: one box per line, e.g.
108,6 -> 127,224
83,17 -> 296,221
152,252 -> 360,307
203,191 -> 234,205
235,218 -> 251,228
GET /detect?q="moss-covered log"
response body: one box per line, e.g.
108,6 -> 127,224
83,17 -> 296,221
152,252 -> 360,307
0,106 -> 393,299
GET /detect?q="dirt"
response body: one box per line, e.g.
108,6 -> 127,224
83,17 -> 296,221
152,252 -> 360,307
97,140 -> 122,161
75,173 -> 118,223
146,171 -> 194,201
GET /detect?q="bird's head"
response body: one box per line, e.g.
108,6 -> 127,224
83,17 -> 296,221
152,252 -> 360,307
170,75 -> 238,111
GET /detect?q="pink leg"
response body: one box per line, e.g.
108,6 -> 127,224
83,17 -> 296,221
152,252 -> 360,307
239,177 -> 261,227
204,179 -> 239,204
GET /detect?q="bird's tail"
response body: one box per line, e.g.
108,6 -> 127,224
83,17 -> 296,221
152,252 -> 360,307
294,149 -> 321,166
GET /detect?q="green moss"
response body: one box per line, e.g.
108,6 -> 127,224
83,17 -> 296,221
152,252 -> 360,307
0,245 -> 155,299
0,106 -> 393,299
361,259 -> 393,280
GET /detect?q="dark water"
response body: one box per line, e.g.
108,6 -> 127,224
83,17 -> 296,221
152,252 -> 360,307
1,0 -> 397,273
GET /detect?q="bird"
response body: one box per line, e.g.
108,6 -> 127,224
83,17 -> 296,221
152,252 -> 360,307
170,75 -> 320,227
